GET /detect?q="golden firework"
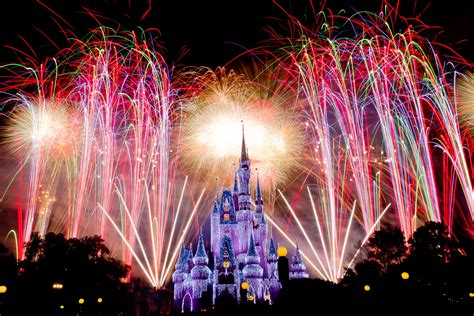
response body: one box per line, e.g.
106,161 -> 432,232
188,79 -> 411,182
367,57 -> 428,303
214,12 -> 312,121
179,67 -> 302,194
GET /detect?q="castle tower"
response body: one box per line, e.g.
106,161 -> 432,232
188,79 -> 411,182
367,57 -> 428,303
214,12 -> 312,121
232,170 -> 240,212
242,232 -> 264,301
236,123 -> 254,261
172,244 -> 188,306
253,173 -> 267,273
190,231 -> 211,306
213,235 -> 240,304
210,200 -> 220,257
173,123 -> 282,312
289,246 -> 309,280
267,235 -> 278,279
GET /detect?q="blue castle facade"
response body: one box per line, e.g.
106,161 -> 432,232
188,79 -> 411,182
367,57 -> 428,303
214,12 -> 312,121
172,126 -> 308,313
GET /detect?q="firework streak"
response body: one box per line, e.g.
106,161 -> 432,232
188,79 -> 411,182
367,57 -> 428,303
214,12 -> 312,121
1,28 -> 204,287
0,5 -> 472,285
262,5 -> 472,281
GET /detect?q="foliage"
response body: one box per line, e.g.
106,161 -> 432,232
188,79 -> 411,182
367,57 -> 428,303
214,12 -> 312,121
2,232 -> 133,316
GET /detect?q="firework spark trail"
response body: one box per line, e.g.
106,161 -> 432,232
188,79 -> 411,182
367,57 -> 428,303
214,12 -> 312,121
1,28 -> 202,286
270,7 -> 473,239
271,188 -> 388,283
179,67 -> 303,199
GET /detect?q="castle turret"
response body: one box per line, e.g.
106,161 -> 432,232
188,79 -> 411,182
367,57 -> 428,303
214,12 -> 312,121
267,235 -> 278,279
173,244 -> 191,310
232,170 -> 239,212
173,244 -> 187,283
236,123 -> 253,260
192,230 -> 210,274
243,232 -> 264,300
289,247 -> 309,279
214,235 -> 240,304
191,231 -> 211,289
211,200 -> 220,256
253,172 -> 267,274
238,122 -> 251,198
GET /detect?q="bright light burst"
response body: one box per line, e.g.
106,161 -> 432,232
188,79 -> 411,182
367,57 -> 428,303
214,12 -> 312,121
0,3 -> 472,287
0,28 -> 202,288
180,68 -> 302,193
4,101 -> 81,159
457,72 -> 474,135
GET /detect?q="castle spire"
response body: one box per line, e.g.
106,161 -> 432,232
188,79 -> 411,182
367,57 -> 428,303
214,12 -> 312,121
245,231 -> 260,265
194,229 -> 207,259
175,243 -> 187,270
289,246 -> 309,279
191,229 -> 210,281
256,171 -> 262,201
241,120 -> 249,162
268,236 -> 277,257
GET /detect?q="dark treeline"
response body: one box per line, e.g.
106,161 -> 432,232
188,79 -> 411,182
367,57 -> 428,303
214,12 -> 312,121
0,232 -> 134,315
0,221 -> 473,315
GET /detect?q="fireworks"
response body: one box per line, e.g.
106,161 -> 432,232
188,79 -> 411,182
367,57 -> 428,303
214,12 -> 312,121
457,72 -> 474,135
0,3 -> 472,286
179,68 -> 303,195
0,28 -> 204,287
4,101 -> 81,159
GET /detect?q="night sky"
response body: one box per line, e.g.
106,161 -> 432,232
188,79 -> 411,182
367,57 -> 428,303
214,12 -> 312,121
1,0 -> 474,68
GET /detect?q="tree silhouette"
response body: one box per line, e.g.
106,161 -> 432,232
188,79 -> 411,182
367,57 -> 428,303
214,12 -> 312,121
7,232 -> 132,316
363,225 -> 407,272
407,221 -> 453,264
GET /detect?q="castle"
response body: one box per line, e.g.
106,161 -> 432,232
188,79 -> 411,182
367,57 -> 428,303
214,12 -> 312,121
172,126 -> 309,313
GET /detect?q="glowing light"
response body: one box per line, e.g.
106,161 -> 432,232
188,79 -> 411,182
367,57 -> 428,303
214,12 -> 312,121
241,282 -> 249,290
223,261 -> 230,268
97,298 -> 103,303
52,283 -> 63,289
180,68 -> 302,190
4,102 -> 81,159
364,285 -> 371,292
469,292 -> 474,298
277,246 -> 287,257
248,295 -> 254,301
60,305 -> 64,309
0,29 -> 202,289
0,286 -> 7,294
78,298 -> 85,305
457,72 -> 474,134
401,272 -> 409,280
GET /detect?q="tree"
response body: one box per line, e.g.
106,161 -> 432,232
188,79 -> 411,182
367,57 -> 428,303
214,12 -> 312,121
407,221 -> 454,265
363,225 -> 407,272
8,232 -> 132,316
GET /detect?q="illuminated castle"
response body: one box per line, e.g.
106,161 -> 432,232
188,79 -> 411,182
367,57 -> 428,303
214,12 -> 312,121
172,126 -> 308,313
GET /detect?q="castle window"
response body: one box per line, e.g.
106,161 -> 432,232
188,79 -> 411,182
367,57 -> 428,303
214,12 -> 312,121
224,214 -> 230,221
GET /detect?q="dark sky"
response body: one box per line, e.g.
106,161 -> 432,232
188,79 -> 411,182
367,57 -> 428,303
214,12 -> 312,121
0,0 -> 474,67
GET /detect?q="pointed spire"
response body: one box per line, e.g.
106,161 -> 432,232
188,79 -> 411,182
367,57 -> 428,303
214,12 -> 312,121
293,246 -> 302,264
175,243 -> 187,270
241,120 -> 249,161
247,231 -> 258,257
195,229 -> 207,258
256,171 -> 262,201
268,237 -> 277,257
179,243 -> 186,262
188,243 -> 194,258
212,200 -> 219,214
